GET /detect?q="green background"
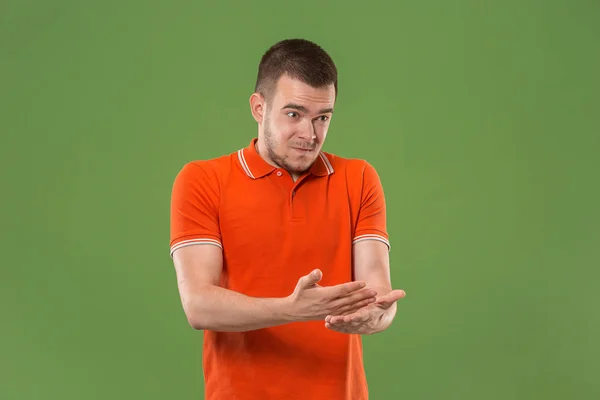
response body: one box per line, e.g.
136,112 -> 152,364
1,0 -> 599,398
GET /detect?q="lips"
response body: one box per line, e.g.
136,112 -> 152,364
292,147 -> 314,152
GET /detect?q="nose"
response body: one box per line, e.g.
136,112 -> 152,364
297,119 -> 317,141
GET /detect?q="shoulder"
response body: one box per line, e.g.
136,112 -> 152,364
321,151 -> 380,181
171,152 -> 241,204
174,152 -> 237,183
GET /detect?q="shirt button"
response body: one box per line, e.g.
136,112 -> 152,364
292,190 -> 296,196
276,171 -> 282,177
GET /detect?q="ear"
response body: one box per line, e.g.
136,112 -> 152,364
249,92 -> 266,124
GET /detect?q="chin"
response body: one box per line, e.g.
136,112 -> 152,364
280,152 -> 318,172
295,161 -> 316,173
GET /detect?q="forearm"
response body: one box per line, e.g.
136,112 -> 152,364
182,284 -> 293,332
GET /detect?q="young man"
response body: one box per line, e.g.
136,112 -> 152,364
169,38 -> 406,400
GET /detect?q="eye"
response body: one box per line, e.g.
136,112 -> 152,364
287,112 -> 298,118
317,115 -> 329,122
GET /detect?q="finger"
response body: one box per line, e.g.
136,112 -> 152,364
330,314 -> 357,325
325,321 -> 357,335
327,314 -> 350,324
375,289 -> 406,308
325,322 -> 350,333
332,290 -> 377,314
328,298 -> 374,320
298,269 -> 323,289
329,316 -> 345,324
325,322 -> 342,331
350,288 -> 379,302
325,314 -> 346,323
325,307 -> 372,321
350,315 -> 367,327
328,304 -> 367,321
327,281 -> 367,297
333,288 -> 377,307
333,296 -> 376,315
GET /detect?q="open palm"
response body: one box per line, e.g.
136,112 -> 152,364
324,289 -> 405,335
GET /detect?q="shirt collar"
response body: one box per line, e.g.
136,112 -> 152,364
237,138 -> 334,179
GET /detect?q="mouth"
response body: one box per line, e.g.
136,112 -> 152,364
291,147 -> 314,153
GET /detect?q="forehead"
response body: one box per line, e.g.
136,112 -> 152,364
271,74 -> 335,110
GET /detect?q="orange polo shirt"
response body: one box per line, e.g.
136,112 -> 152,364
170,138 -> 390,400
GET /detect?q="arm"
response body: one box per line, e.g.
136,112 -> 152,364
170,162 -> 376,332
172,244 -> 291,332
325,161 -> 405,334
173,244 -> 377,332
324,240 -> 405,335
352,240 -> 399,330
170,163 -> 292,332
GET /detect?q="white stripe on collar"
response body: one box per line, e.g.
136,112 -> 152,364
237,149 -> 255,179
319,152 -> 334,174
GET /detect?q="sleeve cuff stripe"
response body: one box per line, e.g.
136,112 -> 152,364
170,239 -> 222,257
353,234 -> 391,249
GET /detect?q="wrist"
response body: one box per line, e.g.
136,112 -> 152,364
274,295 -> 297,323
362,305 -> 395,335
376,305 -> 396,331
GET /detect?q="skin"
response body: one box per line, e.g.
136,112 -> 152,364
250,74 -> 335,181
172,74 -> 405,336
248,74 -> 406,334
326,240 -> 405,335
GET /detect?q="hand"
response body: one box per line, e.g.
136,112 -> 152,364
324,289 -> 406,335
286,269 -> 378,322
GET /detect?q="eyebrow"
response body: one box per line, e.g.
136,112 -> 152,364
282,103 -> 334,114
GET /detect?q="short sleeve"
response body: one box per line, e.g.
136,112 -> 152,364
169,162 -> 222,257
353,161 -> 390,251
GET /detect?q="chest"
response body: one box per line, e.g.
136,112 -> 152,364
217,174 -> 359,293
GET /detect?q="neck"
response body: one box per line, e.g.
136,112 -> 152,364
255,138 -> 301,181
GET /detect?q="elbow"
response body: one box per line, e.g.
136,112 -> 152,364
182,298 -> 208,331
187,314 -> 206,331
179,284 -> 219,331
186,308 -> 213,331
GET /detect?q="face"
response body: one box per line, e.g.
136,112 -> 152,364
255,74 -> 335,176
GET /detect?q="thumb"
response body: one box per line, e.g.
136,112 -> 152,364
376,289 -> 406,308
299,269 -> 322,289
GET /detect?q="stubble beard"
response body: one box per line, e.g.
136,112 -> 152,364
263,115 -> 315,175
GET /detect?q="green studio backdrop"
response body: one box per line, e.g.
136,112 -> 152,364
1,1 -> 599,399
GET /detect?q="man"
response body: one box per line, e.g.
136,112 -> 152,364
169,38 -> 405,400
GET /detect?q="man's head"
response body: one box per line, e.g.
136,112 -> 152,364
249,39 -> 338,178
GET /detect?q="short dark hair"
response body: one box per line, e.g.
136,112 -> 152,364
254,38 -> 338,104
